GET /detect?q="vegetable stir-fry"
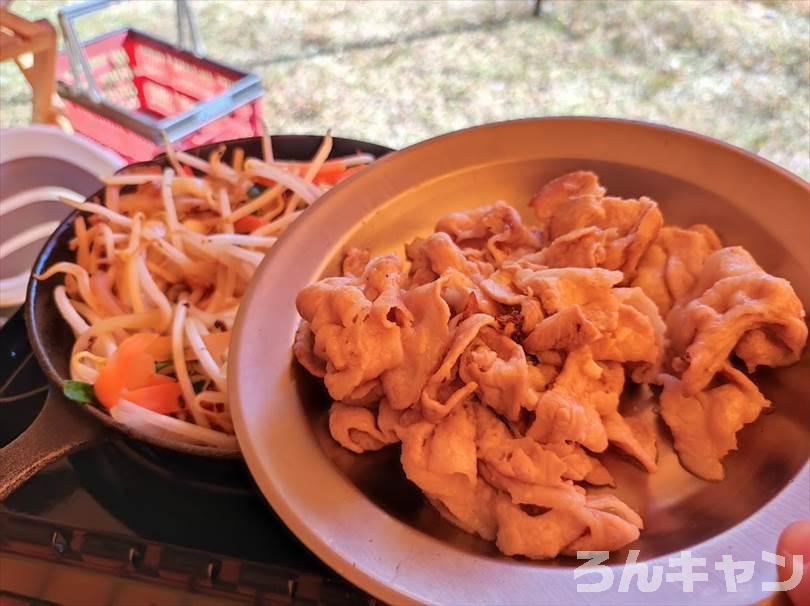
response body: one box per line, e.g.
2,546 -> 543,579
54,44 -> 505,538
45,133 -> 374,448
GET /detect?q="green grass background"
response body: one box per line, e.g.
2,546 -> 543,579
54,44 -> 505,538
1,0 -> 808,180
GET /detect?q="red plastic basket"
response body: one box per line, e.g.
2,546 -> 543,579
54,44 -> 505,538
56,26 -> 263,163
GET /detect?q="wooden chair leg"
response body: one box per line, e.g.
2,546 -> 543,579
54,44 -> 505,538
4,11 -> 57,125
27,27 -> 57,124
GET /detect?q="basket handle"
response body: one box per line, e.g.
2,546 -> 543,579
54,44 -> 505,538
58,0 -> 204,102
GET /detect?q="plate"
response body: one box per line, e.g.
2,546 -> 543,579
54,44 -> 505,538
230,118 -> 810,605
0,126 -> 124,323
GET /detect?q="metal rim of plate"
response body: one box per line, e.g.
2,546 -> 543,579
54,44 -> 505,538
229,117 -> 810,606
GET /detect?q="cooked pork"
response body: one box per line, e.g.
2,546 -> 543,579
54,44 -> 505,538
293,170 -> 807,560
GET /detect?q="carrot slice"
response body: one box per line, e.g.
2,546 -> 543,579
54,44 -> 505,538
119,333 -> 159,353
147,336 -> 173,359
314,160 -> 347,175
202,331 -> 231,360
94,369 -> 124,410
337,165 -> 365,182
314,164 -> 364,186
125,350 -> 156,391
94,334 -> 158,408
123,382 -> 182,414
253,175 -> 276,187
144,373 -> 175,386
313,172 -> 342,186
233,215 -> 267,234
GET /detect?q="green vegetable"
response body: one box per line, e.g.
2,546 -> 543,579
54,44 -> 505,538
63,380 -> 96,404
192,380 -> 207,394
154,360 -> 173,372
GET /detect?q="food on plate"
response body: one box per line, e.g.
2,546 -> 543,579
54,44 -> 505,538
659,364 -> 770,481
632,223 -> 722,315
293,170 -> 807,559
665,246 -> 807,393
41,134 -> 375,448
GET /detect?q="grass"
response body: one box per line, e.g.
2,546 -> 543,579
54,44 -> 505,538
1,0 -> 808,180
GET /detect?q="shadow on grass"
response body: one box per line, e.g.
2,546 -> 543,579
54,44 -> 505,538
1,8 -> 572,107
237,9 -> 570,70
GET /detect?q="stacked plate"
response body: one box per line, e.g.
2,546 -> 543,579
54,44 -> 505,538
0,126 -> 123,325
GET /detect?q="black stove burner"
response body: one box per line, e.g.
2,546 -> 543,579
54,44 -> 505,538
111,438 -> 255,496
0,308 -> 373,604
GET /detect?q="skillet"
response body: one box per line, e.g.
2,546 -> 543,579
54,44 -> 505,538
0,135 -> 392,500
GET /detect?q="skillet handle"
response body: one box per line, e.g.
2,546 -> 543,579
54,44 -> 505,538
0,386 -> 106,501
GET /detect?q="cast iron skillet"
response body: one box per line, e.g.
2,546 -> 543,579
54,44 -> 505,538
0,135 -> 393,500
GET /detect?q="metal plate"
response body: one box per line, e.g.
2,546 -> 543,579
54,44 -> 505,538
229,118 -> 810,605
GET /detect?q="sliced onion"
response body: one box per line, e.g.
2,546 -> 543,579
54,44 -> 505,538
110,399 -> 238,449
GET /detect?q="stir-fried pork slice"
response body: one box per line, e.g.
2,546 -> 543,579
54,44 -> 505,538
341,246 -> 372,277
523,305 -> 602,354
438,268 -> 500,316
590,287 -> 666,384
494,499 -> 587,560
735,328 -> 804,372
479,439 -> 588,512
381,278 -> 451,410
406,232 -> 494,287
529,170 -> 606,235
686,243 -> 759,298
614,286 -> 667,382
459,326 -> 538,420
405,237 -> 439,287
527,226 -> 607,268
399,403 -> 498,540
399,404 -> 477,490
511,266 -> 623,332
421,314 -> 494,422
478,271 -> 546,337
659,364 -> 771,481
519,281 -> 664,386
473,397 -> 515,447
633,224 -> 722,315
562,494 -> 644,554
548,347 -> 658,472
473,403 -> 587,510
479,269 -> 526,306
292,321 -> 326,378
376,398 -> 421,442
495,492 -> 642,559
668,247 -> 807,394
427,479 -> 500,541
340,380 -> 384,407
551,347 -> 625,418
520,298 -> 545,334
544,441 -> 615,487
526,348 -> 613,453
436,201 -> 543,263
553,195 -> 662,279
296,256 -> 409,401
328,402 -> 399,453
527,390 -> 607,453
530,171 -> 662,279
600,412 -> 658,473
